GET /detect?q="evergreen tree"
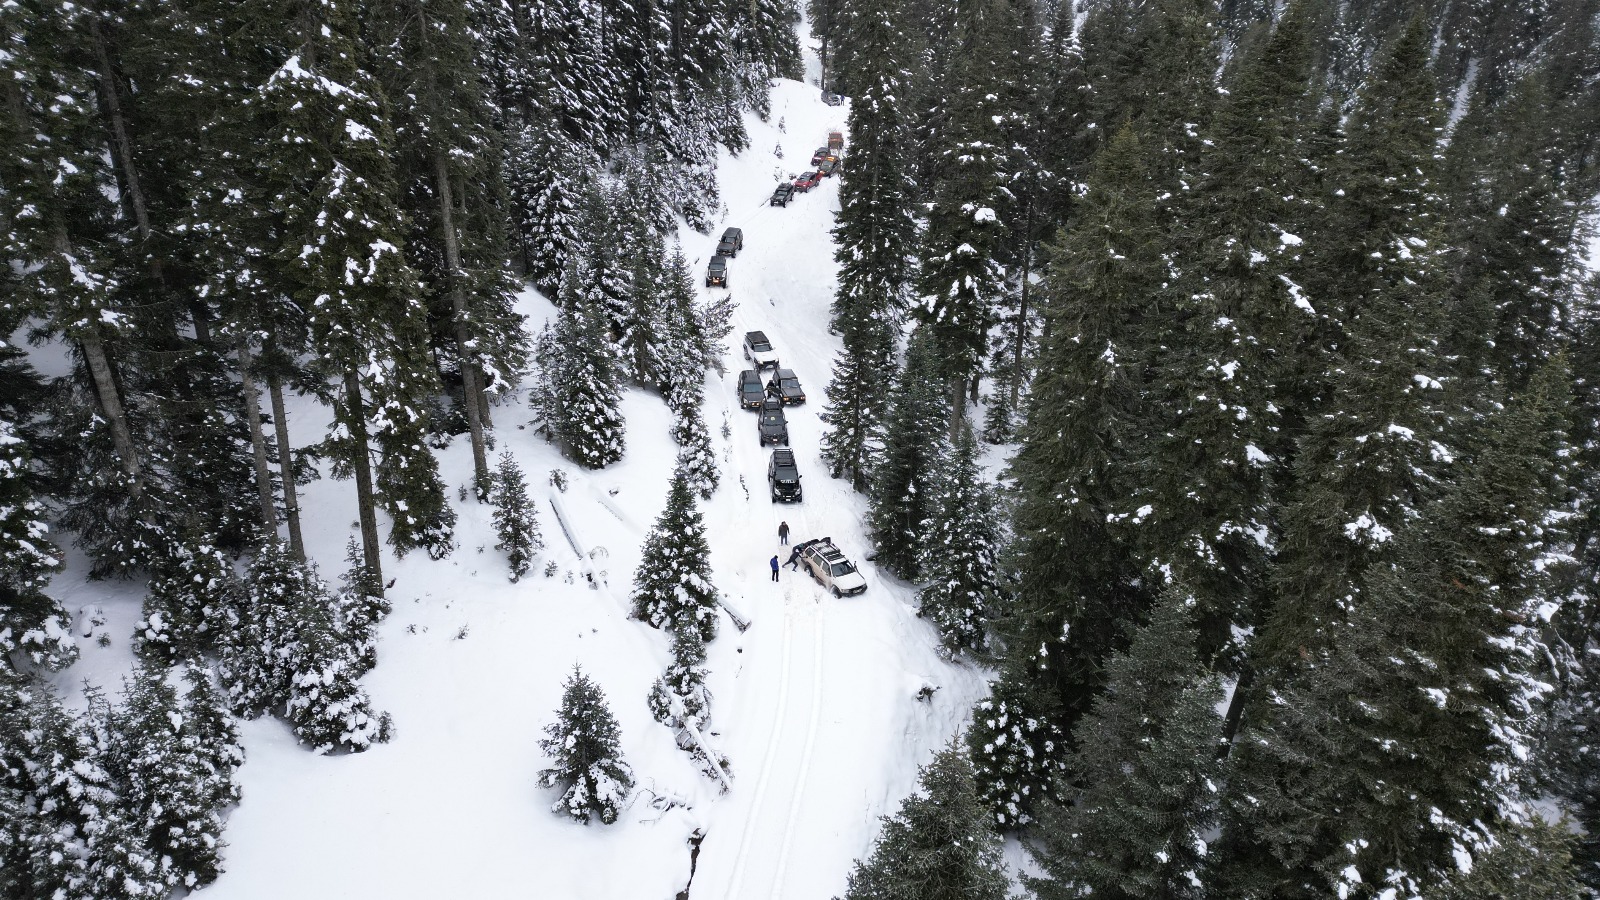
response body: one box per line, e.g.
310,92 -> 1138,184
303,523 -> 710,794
336,536 -> 390,676
1255,16 -> 1455,669
135,537 -> 240,665
978,129 -> 1165,823
631,472 -> 719,644
0,418 -> 74,672
491,452 -> 544,582
1219,362 -> 1577,897
648,626 -> 711,730
102,668 -> 233,890
286,595 -> 388,754
819,316 -> 896,490
838,743 -> 1008,900
219,540 -> 320,719
916,426 -> 999,656
538,666 -> 634,825
1432,819 -> 1583,900
966,673 -> 1066,829
534,268 -> 627,468
672,408 -> 721,501
869,330 -> 951,579
507,120 -> 595,292
1028,587 -> 1224,900
0,677 -> 165,900
912,0 -> 1016,421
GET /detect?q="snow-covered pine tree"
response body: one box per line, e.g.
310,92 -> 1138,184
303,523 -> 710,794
619,224 -> 669,388
1130,3 -> 1318,671
491,452 -> 543,581
1432,819 -> 1583,900
973,125 -> 1167,827
839,742 -> 1009,900
1218,360 -> 1578,897
337,536 -> 390,676
286,594 -> 388,754
179,664 -> 244,813
219,540 -> 318,718
916,425 -> 998,656
0,676 -> 165,900
576,180 -> 637,338
912,0 -> 1016,423
631,471 -> 719,643
255,0 -> 453,580
1254,16 -> 1456,671
819,316 -> 895,491
539,666 -> 634,825
536,269 -> 627,468
508,119 -> 596,292
672,407 -> 720,500
0,417 -> 74,672
648,627 -> 711,730
370,0 -> 530,500
1028,586 -> 1224,900
135,537 -> 240,665
869,329 -> 951,580
102,668 -> 232,890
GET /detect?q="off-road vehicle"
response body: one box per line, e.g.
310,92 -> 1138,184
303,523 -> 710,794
706,255 -> 728,287
768,448 -> 802,502
768,368 -> 806,405
799,538 -> 867,596
737,369 -> 765,409
742,331 -> 779,370
771,183 -> 794,207
757,397 -> 789,446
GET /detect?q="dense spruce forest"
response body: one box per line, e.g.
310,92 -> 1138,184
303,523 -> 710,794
3,0 -> 1600,896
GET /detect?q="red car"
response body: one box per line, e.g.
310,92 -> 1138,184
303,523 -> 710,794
794,171 -> 822,191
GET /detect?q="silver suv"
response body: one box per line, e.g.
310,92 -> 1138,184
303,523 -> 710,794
799,539 -> 867,597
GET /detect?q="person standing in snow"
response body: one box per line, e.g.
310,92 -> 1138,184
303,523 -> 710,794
778,521 -> 790,544
770,555 -> 780,582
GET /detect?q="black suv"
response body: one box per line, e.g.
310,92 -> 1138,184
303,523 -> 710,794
757,397 -> 789,446
768,448 -> 802,502
737,369 -> 765,409
706,255 -> 728,287
718,227 -> 743,256
768,368 -> 806,405
771,183 -> 794,207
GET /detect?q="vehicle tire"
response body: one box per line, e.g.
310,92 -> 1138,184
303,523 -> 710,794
832,587 -> 841,598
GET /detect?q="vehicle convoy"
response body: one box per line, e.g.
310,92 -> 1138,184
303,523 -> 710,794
742,331 -> 779,370
768,368 -> 806,405
768,448 -> 802,502
771,183 -> 794,207
757,398 -> 789,446
793,171 -> 821,192
706,255 -> 728,287
798,538 -> 867,596
719,227 -> 743,255
737,369 -> 766,409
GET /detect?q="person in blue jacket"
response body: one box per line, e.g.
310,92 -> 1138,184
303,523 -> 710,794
770,555 -> 780,582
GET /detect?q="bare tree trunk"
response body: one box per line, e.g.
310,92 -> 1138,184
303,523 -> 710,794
344,369 -> 385,593
79,327 -> 143,497
268,370 -> 306,560
90,17 -> 151,241
238,341 -> 279,539
1011,204 -> 1035,414
950,376 -> 968,442
434,153 -> 491,496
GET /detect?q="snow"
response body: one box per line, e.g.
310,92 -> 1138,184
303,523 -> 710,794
29,71 -> 992,900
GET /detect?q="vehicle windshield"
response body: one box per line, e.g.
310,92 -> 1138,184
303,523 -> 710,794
762,414 -> 782,425
781,378 -> 799,388
742,379 -> 762,391
750,340 -> 772,352
829,561 -> 856,576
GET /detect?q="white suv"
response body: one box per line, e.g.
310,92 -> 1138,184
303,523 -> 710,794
799,539 -> 867,597
742,330 -> 779,370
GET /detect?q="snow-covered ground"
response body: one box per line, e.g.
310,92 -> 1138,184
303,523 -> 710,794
34,76 -> 993,900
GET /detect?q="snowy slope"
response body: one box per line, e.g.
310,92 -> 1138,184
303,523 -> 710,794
31,78 -> 994,900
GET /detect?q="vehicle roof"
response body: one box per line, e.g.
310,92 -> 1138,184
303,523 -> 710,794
761,397 -> 784,410
709,255 -> 727,264
723,227 -> 742,236
745,330 -> 768,341
775,368 -> 797,378
739,369 -> 761,383
772,448 -> 795,461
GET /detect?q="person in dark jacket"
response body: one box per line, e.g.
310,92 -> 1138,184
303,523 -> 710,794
785,540 -> 812,570
778,521 -> 790,544
770,555 -> 780,582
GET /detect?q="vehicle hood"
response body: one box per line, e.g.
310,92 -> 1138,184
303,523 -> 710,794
833,570 -> 868,593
